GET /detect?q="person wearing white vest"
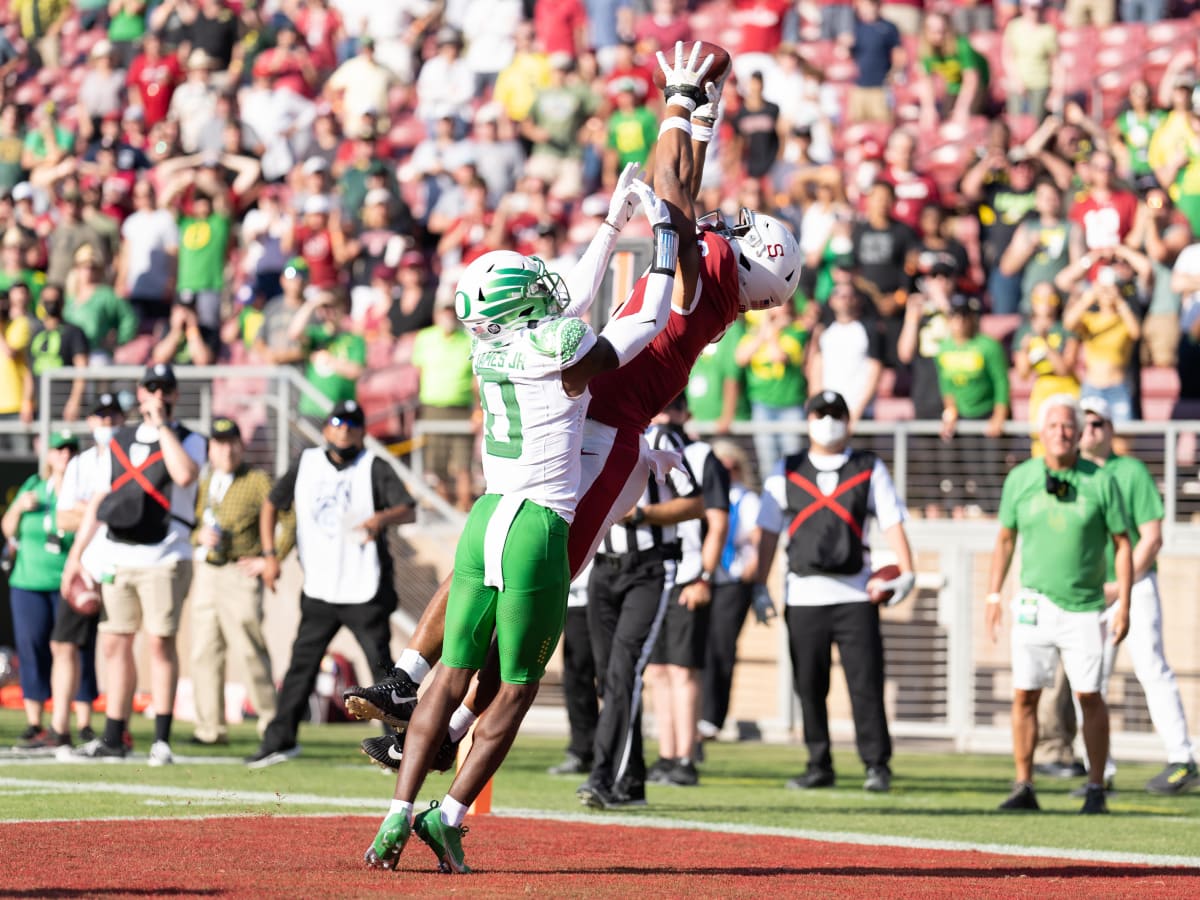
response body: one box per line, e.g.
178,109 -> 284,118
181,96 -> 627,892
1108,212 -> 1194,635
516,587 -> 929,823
245,400 -> 415,769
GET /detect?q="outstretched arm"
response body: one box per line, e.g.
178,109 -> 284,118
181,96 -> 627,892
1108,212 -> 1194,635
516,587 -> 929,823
562,163 -> 643,319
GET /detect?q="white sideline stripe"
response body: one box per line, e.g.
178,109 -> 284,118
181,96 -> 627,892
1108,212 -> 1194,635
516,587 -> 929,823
1,777 -> 1198,870
0,776 -> 390,810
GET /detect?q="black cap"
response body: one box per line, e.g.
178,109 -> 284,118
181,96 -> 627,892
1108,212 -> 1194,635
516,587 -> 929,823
928,260 -> 957,278
327,400 -> 365,428
805,390 -> 850,419
949,294 -> 982,315
210,417 -> 242,441
140,363 -> 177,389
91,392 -> 123,416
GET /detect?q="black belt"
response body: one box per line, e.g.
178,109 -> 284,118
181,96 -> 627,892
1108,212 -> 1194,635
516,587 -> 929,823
593,543 -> 682,567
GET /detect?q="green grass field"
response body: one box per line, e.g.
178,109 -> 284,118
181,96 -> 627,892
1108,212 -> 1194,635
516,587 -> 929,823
3,708 -> 1198,861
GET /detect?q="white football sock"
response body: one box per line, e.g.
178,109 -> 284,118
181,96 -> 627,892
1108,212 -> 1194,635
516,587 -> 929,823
387,798 -> 413,823
440,795 -> 468,828
396,650 -> 431,685
447,705 -> 477,743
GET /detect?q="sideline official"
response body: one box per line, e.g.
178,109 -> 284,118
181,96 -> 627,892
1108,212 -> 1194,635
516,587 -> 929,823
246,401 -> 415,768
754,390 -> 916,794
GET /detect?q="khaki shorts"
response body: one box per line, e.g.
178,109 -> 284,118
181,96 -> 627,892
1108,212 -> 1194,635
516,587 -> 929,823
1141,313 -> 1180,368
421,405 -> 474,480
847,87 -> 892,124
100,560 -> 193,637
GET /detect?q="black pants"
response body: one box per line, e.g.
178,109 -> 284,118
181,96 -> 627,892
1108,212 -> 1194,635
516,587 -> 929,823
262,591 -> 394,752
561,604 -> 598,762
786,601 -> 891,772
587,554 -> 671,790
701,581 -> 754,731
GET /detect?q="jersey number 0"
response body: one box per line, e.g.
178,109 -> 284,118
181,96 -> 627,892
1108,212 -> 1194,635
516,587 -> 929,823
480,375 -> 524,459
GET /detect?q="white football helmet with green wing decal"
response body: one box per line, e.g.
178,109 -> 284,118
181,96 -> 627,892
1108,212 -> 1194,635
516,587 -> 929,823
454,251 -> 570,342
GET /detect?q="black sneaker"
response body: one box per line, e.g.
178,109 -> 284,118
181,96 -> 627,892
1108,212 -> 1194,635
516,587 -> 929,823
1070,777 -> 1115,798
577,779 -> 647,809
75,738 -> 130,760
1146,761 -> 1200,795
20,728 -> 67,752
1079,783 -> 1109,814
785,768 -> 835,790
998,781 -> 1040,811
667,759 -> 699,787
79,726 -> 96,743
646,757 -> 675,784
14,725 -> 46,749
547,751 -> 591,776
244,745 -> 301,769
360,731 -> 459,772
863,766 -> 891,793
343,671 -> 419,728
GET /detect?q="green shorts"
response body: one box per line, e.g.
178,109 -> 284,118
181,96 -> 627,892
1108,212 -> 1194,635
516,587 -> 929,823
442,494 -> 570,684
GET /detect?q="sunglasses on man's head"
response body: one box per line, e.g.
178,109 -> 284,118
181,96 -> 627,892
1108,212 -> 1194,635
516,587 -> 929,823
1083,417 -> 1108,430
143,382 -> 172,393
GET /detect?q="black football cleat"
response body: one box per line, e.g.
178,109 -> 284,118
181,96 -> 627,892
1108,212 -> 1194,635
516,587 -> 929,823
344,671 -> 420,728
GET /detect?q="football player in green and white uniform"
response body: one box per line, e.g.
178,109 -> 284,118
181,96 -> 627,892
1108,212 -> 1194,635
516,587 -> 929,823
366,177 -> 681,874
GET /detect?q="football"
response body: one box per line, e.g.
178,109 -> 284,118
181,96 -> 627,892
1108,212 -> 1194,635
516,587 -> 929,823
65,571 -> 102,616
652,41 -> 733,94
869,564 -> 902,604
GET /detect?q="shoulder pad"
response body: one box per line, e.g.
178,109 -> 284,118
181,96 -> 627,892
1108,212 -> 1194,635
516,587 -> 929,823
530,317 -> 589,363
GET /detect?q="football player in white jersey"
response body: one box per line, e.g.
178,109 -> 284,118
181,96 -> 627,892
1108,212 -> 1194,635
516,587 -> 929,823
365,179 -> 680,874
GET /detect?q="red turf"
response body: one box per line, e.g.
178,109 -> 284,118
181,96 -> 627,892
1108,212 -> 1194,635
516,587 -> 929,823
3,816 -> 1196,898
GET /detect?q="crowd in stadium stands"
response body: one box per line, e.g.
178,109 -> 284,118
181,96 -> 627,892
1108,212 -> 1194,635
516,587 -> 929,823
3,0 -> 1200,499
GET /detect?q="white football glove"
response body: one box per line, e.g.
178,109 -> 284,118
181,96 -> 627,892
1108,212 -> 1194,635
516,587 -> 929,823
878,571 -> 916,607
628,178 -> 671,228
605,162 -> 642,232
655,41 -> 714,113
692,77 -> 726,127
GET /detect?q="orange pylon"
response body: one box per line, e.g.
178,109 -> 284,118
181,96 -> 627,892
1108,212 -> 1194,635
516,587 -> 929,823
456,723 -> 492,815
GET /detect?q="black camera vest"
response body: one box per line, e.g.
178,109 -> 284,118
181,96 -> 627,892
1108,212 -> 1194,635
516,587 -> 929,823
782,449 -> 875,576
97,423 -> 195,545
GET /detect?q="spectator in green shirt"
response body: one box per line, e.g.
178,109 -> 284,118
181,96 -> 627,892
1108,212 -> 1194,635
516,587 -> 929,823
735,305 -> 809,478
0,227 -> 45,304
686,319 -> 748,435
604,80 -> 657,187
0,103 -> 26,194
1,429 -> 79,750
916,12 -> 989,130
985,394 -> 1131,815
936,294 -> 1010,515
286,289 -> 366,420
63,243 -> 138,364
172,187 -> 231,335
412,292 -> 475,511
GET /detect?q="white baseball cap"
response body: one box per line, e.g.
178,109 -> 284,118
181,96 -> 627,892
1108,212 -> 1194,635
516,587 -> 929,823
1079,397 -> 1112,423
303,194 -> 331,215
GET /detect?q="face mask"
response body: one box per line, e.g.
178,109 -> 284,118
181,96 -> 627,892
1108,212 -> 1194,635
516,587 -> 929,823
42,299 -> 63,318
327,442 -> 361,464
92,426 -> 113,447
809,416 -> 847,447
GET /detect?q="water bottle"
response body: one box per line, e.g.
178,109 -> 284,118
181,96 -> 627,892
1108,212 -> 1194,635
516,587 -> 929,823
203,509 -> 227,566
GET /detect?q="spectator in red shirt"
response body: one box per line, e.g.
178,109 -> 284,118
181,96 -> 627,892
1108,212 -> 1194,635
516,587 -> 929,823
1069,149 -> 1140,261
534,0 -> 589,59
603,39 -> 657,102
127,33 -> 183,128
293,0 -> 343,74
436,175 -> 504,269
880,128 -> 941,231
731,0 -> 792,84
251,21 -> 318,100
633,0 -> 692,56
287,194 -> 343,289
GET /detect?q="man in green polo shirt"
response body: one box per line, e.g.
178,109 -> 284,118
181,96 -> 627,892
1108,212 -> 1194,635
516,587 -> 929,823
985,394 -> 1131,815
1077,396 -> 1198,795
412,294 -> 474,511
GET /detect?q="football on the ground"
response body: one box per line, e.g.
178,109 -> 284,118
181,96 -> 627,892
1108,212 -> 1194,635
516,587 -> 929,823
869,564 -> 902,604
65,571 -> 102,616
653,41 -> 732,93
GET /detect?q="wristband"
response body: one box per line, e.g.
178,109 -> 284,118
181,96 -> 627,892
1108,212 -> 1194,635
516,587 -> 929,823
262,549 -> 277,558
650,224 -> 679,276
663,84 -> 703,112
691,123 -> 713,143
629,507 -> 647,527
985,592 -> 1002,605
698,570 -> 714,585
658,116 -> 693,137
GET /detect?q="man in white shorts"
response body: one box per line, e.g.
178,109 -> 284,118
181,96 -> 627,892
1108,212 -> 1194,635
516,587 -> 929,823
984,394 -> 1131,814
1078,397 -> 1198,795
